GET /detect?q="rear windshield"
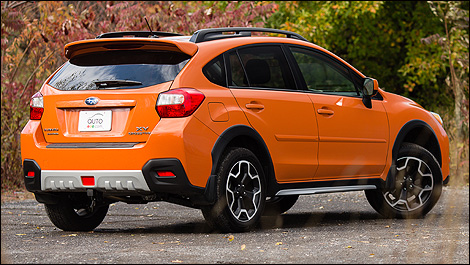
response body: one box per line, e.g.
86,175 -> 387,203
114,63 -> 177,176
48,50 -> 191,90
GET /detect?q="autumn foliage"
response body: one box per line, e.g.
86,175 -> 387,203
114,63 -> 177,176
1,1 -> 276,190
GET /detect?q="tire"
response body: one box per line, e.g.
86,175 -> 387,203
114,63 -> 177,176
365,143 -> 443,219
44,193 -> 109,231
201,148 -> 266,232
263,195 -> 299,216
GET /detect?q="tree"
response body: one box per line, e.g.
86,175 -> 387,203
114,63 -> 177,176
1,1 -> 276,190
422,1 -> 469,183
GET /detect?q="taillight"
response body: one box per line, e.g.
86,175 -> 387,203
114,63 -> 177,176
156,88 -> 205,118
30,92 -> 44,120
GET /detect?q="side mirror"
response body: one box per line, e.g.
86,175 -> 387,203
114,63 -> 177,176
362,77 -> 378,108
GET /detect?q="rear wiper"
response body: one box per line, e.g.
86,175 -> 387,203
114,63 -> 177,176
94,80 -> 143,88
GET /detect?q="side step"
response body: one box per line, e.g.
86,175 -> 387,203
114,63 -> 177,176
275,185 -> 377,196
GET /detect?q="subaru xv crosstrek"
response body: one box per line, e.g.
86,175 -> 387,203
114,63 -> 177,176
21,27 -> 450,232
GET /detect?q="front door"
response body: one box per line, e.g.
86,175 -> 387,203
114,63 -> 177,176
288,46 -> 389,181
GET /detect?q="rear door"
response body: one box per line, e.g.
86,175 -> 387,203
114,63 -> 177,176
40,43 -> 192,144
227,45 -> 319,182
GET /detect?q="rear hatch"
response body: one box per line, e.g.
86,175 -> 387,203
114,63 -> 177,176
40,38 -> 197,145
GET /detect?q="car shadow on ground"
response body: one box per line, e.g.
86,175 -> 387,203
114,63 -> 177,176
92,210 -> 391,235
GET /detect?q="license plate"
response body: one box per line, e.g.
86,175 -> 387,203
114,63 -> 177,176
78,110 -> 112,132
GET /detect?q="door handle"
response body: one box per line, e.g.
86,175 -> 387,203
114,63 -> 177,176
317,108 -> 334,115
246,103 -> 265,110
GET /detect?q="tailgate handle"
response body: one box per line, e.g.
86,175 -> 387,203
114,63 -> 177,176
245,103 -> 265,110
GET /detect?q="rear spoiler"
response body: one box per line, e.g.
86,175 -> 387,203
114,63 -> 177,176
64,38 -> 197,59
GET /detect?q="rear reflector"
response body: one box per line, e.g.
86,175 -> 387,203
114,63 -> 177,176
26,171 -> 35,177
156,171 -> 176,178
81,176 -> 95,186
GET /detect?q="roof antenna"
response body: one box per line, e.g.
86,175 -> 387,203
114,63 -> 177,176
144,17 -> 156,37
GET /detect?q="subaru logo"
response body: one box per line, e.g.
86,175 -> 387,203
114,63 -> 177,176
85,97 -> 99,105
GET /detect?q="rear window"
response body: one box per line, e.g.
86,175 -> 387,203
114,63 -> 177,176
48,50 -> 190,91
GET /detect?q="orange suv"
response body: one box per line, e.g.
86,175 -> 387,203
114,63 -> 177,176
21,28 -> 450,232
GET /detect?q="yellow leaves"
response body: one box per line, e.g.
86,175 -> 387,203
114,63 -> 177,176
61,234 -> 77,237
227,235 -> 234,242
275,242 -> 283,246
241,244 -> 246,251
171,260 -> 183,263
16,233 -> 26,236
345,245 -> 352,249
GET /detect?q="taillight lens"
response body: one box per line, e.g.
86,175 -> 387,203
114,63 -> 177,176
156,88 -> 205,118
30,92 -> 44,120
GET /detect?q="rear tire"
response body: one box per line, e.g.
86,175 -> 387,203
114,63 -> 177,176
201,148 -> 266,232
45,193 -> 109,231
365,143 -> 443,219
263,195 -> 299,216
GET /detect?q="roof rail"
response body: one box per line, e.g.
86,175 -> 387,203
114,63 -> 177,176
189,27 -> 308,43
96,31 -> 183,39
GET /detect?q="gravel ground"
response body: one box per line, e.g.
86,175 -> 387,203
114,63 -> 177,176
1,185 -> 468,264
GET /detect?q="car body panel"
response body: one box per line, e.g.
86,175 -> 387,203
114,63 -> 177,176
39,82 -> 168,143
310,93 -> 389,180
231,88 -> 319,182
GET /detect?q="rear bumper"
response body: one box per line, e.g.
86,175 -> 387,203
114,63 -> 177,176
24,158 -> 207,197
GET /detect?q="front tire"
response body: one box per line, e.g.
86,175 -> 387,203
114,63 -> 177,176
45,193 -> 109,231
202,148 -> 266,232
365,143 -> 443,218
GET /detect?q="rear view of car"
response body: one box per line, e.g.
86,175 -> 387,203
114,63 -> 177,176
21,28 -> 450,233
21,35 -> 210,231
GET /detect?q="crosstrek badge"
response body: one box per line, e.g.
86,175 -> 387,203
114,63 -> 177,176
78,110 -> 112,131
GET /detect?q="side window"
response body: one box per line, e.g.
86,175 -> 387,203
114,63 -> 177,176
202,55 -> 226,87
290,47 -> 358,96
229,45 -> 296,90
228,51 -> 246,87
